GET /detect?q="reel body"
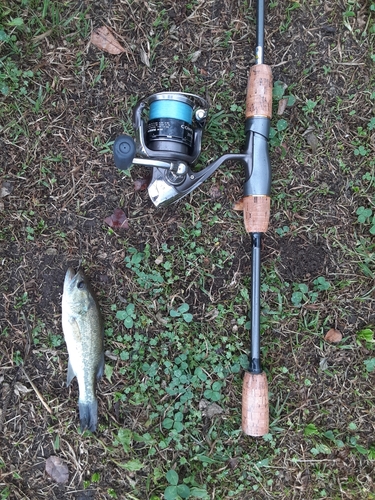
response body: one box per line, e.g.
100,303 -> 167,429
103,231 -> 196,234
113,91 -> 271,207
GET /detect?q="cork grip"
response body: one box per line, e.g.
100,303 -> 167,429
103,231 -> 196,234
245,64 -> 273,119
243,195 -> 270,233
242,371 -> 269,436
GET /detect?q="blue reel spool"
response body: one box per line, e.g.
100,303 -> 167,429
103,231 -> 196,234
146,93 -> 195,155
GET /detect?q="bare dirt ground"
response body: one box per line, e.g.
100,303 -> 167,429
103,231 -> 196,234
1,0 -> 375,499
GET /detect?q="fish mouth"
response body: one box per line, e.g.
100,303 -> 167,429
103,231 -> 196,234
64,267 -> 79,291
65,267 -> 76,284
64,267 -> 87,293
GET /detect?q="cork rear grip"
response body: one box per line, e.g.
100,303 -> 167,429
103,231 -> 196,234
242,371 -> 269,436
246,64 -> 273,119
243,195 -> 270,233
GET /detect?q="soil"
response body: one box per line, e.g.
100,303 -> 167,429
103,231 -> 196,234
1,0 -> 375,498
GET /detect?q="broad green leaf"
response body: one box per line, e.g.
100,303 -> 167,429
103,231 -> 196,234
276,119 -> 288,131
291,291 -> 303,305
7,17 -> 24,26
310,443 -> 331,455
195,367 -> 207,381
166,469 -> 179,486
162,418 -> 174,430
355,444 -> 368,455
115,310 -> 127,320
182,313 -> 193,323
164,486 -> 178,500
304,423 -> 319,436
287,94 -> 296,106
178,303 -> 190,313
357,328 -> 374,342
273,80 -> 287,100
124,316 -> 133,329
173,421 -> 184,432
364,358 -> 375,372
105,364 -> 113,383
120,459 -> 143,471
212,381 -> 222,391
174,412 -> 184,422
117,429 -> 132,452
194,454 -> 218,464
126,303 -> 135,315
177,484 -> 191,498
324,430 -> 336,441
256,458 -> 270,467
190,487 -> 209,499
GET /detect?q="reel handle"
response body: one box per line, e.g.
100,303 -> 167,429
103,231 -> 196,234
113,135 -> 136,171
242,371 -> 269,436
245,64 -> 272,119
243,63 -> 273,233
243,196 -> 270,233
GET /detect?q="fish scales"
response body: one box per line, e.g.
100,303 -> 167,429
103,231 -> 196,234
62,268 -> 104,432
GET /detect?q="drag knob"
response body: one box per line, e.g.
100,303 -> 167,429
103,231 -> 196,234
113,135 -> 136,171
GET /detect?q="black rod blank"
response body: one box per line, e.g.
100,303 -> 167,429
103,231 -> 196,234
250,232 -> 262,374
255,0 -> 265,64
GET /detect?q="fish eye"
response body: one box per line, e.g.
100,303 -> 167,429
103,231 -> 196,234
77,280 -> 85,289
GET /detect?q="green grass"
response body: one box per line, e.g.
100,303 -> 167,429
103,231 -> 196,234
1,0 -> 375,498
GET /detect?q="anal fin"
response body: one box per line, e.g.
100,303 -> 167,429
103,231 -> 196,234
67,359 -> 76,386
96,351 -> 105,380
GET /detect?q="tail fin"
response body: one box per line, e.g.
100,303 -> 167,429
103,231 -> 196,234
79,399 -> 98,432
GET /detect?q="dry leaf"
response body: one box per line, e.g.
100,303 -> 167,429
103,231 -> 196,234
134,177 -> 151,191
190,50 -> 202,63
140,48 -> 150,67
232,198 -> 244,211
302,127 -> 320,153
32,29 -> 53,43
14,382 -> 31,396
104,208 -> 129,230
155,255 -> 164,265
45,247 -> 58,256
45,456 -> 69,484
324,328 -> 342,343
90,26 -> 125,55
305,131 -> 319,153
209,184 -> 222,199
319,357 -> 329,370
229,457 -> 239,469
357,13 -> 366,30
0,180 -> 13,198
277,98 -> 288,116
199,399 -> 224,418
205,402 -> 224,418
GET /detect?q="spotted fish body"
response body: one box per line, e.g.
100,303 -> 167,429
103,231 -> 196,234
62,268 -> 104,432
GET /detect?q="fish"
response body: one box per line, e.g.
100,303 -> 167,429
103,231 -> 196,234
61,268 -> 104,432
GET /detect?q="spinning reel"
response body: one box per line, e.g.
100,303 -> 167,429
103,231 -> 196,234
113,91 -> 268,207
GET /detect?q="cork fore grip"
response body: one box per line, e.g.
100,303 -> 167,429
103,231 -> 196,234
246,64 -> 273,119
243,195 -> 270,233
242,371 -> 269,436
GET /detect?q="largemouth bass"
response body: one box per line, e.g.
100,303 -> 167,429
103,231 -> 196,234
62,268 -> 104,432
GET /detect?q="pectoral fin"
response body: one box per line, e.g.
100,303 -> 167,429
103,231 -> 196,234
96,351 -> 105,380
67,359 -> 76,386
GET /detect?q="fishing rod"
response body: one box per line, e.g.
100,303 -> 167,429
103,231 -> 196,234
241,0 -> 272,436
112,0 -> 272,437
